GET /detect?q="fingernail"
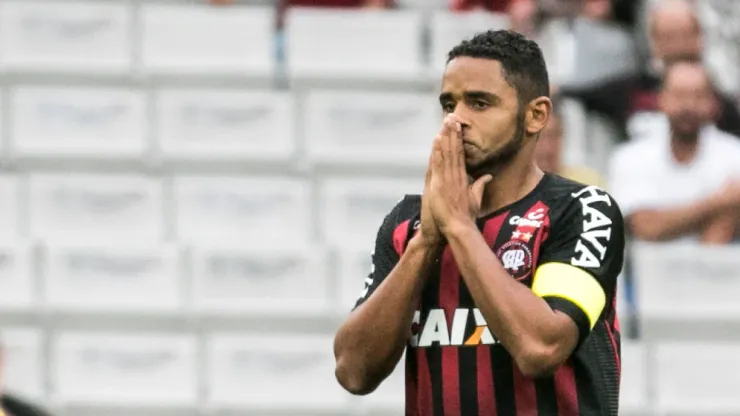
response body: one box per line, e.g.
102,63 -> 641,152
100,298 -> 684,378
456,123 -> 462,133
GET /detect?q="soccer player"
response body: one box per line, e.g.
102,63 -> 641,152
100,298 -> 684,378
333,30 -> 625,416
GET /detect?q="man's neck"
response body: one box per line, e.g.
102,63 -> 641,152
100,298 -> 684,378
670,135 -> 700,165
478,158 -> 544,218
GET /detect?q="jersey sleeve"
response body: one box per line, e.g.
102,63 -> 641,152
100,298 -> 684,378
533,185 -> 626,344
352,197 -> 417,310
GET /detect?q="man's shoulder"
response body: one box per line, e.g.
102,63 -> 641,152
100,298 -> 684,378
540,174 -> 623,222
386,194 -> 422,227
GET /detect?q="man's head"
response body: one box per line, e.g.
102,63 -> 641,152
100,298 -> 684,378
440,30 -> 552,178
648,0 -> 703,71
534,111 -> 563,173
659,60 -> 718,142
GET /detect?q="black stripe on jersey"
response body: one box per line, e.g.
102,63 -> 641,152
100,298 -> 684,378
535,377 -> 558,415
491,349 -> 516,416
422,266 -> 444,416
458,279 -> 478,416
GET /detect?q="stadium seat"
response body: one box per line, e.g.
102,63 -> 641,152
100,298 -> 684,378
40,241 -> 181,313
632,242 -> 740,340
28,174 -> 164,242
51,332 -> 198,407
654,341 -> 740,415
11,86 -> 147,159
205,333 -> 350,413
319,177 -> 422,248
173,176 -> 312,245
0,176 -> 21,241
1,328 -> 45,401
428,11 -> 509,76
140,4 -> 274,77
0,1 -> 131,74
620,341 -> 649,415
155,88 -> 295,162
0,241 -> 36,313
284,8 -> 423,83
188,244 -> 330,317
302,89 -> 438,167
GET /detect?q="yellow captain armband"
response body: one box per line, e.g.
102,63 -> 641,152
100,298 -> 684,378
532,262 -> 606,329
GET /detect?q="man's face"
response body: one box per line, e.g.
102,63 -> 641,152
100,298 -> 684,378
439,57 -> 526,178
659,63 -> 717,140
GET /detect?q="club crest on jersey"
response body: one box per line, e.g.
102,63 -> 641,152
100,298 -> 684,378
496,240 -> 533,280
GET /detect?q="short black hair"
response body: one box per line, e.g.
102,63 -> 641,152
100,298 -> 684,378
447,30 -> 550,105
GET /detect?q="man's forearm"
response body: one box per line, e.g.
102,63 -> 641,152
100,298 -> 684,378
445,221 -> 577,376
629,196 -> 725,241
334,235 -> 441,394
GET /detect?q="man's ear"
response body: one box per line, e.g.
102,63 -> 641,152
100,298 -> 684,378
525,96 -> 552,136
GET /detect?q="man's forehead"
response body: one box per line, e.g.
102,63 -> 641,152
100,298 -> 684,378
441,57 -> 512,95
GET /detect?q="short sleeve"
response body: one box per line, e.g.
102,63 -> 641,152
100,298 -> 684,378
608,144 -> 662,217
352,197 -> 417,310
533,185 -> 626,343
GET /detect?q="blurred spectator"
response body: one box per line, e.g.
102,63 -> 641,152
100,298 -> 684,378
450,0 -> 514,13
609,61 -> 740,244
558,0 -> 740,141
281,0 -> 394,9
277,0 -> 395,28
535,110 -> 606,187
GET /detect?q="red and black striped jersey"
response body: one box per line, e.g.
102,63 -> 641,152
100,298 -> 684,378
353,173 -> 625,416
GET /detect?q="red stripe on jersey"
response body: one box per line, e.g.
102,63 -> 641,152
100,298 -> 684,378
612,296 -> 621,332
440,247 -> 461,415
416,349 -> 434,415
513,366 -> 537,415
605,322 -> 621,375
477,213 -> 509,415
527,201 -> 551,266
476,346 -> 496,415
554,363 -> 579,415
393,219 -> 412,256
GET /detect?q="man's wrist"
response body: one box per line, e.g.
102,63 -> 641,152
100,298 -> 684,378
408,233 -> 445,260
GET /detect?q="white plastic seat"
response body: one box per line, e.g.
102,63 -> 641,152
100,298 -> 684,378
188,244 -> 329,316
0,175 -> 21,241
29,174 -> 164,242
620,341 -> 648,414
140,4 -> 274,77
319,178 -> 421,248
52,332 -> 197,407
0,1 -> 131,73
285,8 -> 423,82
302,89 -> 438,167
428,11 -> 509,76
0,241 -> 34,312
173,176 -> 312,245
205,333 -> 350,412
155,88 -> 295,162
1,328 -> 45,401
42,241 -> 181,313
632,242 -> 740,338
654,341 -> 740,415
11,86 -> 147,158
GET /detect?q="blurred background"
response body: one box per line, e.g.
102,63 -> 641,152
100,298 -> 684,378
0,0 -> 739,415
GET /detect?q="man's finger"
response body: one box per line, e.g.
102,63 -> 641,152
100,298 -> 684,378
450,121 -> 465,172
